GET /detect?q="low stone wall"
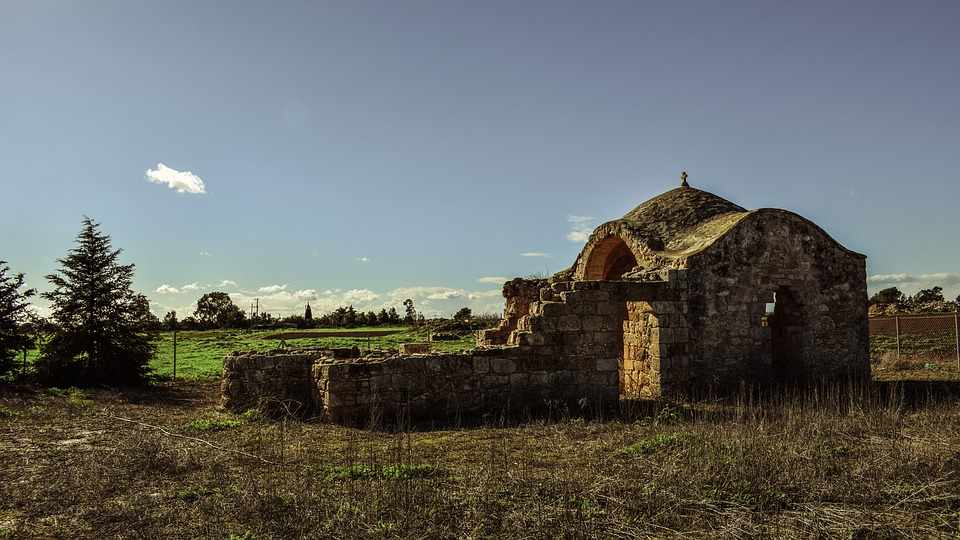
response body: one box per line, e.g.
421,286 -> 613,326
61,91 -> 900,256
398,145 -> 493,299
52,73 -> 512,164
313,348 -> 617,425
221,349 -> 327,415
221,278 -> 685,424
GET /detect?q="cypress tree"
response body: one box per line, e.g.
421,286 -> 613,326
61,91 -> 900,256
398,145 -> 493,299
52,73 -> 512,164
38,218 -> 155,386
0,261 -> 35,379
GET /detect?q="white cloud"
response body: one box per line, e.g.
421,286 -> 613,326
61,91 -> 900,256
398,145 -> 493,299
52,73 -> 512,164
468,290 -> 502,300
145,162 -> 206,194
566,215 -> 595,243
342,289 -> 380,303
181,282 -> 201,292
218,280 -> 238,288
868,272 -> 960,286
477,276 -> 508,284
258,284 -> 288,294
356,256 -> 371,263
427,289 -> 464,300
521,252 -> 550,258
199,250 -> 212,257
294,289 -> 318,300
156,284 -> 180,294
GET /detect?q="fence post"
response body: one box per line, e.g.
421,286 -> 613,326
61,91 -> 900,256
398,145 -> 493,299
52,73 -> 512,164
894,316 -> 901,359
954,311 -> 959,372
172,327 -> 177,380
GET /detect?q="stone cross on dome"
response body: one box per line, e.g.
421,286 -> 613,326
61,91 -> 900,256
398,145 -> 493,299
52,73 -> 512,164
680,171 -> 689,188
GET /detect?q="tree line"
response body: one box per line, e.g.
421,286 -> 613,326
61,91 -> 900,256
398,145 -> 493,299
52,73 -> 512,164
0,218 -> 474,386
869,286 -> 960,314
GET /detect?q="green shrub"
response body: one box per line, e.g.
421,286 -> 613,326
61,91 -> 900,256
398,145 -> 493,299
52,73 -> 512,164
0,405 -> 16,419
324,463 -> 439,481
381,464 -> 437,480
44,387 -> 93,408
622,433 -> 691,456
187,418 -> 242,432
239,409 -> 264,422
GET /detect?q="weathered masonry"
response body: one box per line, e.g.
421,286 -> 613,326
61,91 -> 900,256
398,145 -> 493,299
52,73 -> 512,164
222,175 -> 870,423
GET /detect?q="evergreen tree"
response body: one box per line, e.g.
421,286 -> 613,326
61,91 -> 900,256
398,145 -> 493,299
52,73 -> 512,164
304,302 -> 313,323
377,308 -> 389,326
38,218 -> 156,386
387,307 -> 400,324
0,261 -> 35,379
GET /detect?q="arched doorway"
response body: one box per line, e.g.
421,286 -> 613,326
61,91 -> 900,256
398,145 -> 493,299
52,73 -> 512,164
767,287 -> 805,383
583,236 -> 638,280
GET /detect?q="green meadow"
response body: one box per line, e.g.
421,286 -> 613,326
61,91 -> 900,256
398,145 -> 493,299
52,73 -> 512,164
20,327 -> 477,381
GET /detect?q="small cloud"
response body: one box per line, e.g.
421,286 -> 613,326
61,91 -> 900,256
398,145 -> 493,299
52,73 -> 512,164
427,289 -> 464,300
294,289 -> 318,300
477,276 -> 508,284
218,280 -> 238,288
145,162 -> 206,194
199,250 -> 212,257
468,290 -> 502,300
258,284 -> 288,294
181,282 -> 201,292
155,284 -> 180,294
342,289 -> 380,303
521,252 -> 550,258
868,272 -> 960,286
356,257 -> 371,263
566,215 -> 595,243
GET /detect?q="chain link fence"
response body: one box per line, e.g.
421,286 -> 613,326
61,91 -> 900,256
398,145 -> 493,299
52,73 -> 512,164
869,313 -> 960,372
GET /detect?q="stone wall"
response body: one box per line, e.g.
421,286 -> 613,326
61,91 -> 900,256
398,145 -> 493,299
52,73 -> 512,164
221,349 -> 325,415
222,278 -> 685,424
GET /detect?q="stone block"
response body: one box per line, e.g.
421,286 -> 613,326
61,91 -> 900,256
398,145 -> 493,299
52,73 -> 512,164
490,358 -> 517,374
473,356 -> 489,374
596,357 -> 618,371
400,343 -> 430,354
509,373 -> 529,387
582,315 -> 605,332
558,315 -> 581,332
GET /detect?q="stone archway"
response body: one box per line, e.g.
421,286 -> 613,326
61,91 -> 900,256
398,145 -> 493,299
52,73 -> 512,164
584,236 -> 638,280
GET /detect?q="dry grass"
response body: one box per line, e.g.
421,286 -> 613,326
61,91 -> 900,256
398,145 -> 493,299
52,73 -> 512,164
1,380 -> 959,539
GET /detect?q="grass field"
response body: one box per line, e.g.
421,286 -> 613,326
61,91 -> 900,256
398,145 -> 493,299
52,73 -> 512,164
1,380 -> 958,538
18,327 -> 477,381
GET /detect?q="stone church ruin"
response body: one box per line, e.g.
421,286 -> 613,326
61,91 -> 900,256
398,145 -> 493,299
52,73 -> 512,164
222,175 -> 870,424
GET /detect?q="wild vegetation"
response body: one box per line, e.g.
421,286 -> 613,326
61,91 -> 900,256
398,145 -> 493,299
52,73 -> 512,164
1,380 -> 958,538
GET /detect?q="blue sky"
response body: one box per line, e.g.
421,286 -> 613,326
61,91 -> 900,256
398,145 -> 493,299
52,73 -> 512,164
1,1 -> 958,317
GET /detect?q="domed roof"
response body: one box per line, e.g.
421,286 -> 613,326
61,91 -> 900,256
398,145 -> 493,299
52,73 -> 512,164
610,186 -> 748,256
623,186 -> 746,227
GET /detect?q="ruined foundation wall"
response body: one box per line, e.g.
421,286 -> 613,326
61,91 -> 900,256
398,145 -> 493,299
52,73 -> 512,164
222,279 -> 683,424
478,278 -> 547,346
221,350 -> 325,414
